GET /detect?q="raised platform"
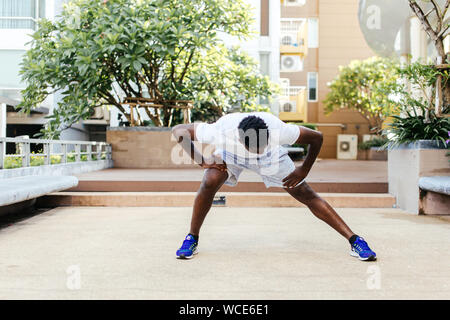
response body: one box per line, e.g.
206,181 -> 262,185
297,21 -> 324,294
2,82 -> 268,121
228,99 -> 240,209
42,160 -> 393,208
68,160 -> 388,193
38,191 -> 396,208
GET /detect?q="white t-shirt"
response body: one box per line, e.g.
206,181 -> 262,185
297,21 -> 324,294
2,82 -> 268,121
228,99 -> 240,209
195,112 -> 300,160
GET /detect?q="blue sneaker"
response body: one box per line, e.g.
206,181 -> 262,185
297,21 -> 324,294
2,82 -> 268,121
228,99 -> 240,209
176,234 -> 198,259
350,236 -> 377,261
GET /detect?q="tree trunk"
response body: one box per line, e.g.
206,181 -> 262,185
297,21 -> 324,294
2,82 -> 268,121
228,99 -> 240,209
442,77 -> 450,112
144,107 -> 163,127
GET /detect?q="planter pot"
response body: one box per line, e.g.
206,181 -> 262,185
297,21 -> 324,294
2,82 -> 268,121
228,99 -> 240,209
357,149 -> 368,160
106,126 -> 213,168
367,147 -> 387,161
388,140 -> 450,214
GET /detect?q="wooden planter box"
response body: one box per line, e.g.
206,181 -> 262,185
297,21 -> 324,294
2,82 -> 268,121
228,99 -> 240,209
368,148 -> 387,161
357,148 -> 387,161
106,127 -> 213,168
357,149 -> 368,160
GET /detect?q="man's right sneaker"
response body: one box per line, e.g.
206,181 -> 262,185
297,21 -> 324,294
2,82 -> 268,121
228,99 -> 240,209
350,236 -> 377,261
176,234 -> 198,259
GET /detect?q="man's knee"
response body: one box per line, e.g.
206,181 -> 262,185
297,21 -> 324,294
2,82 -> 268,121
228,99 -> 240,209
287,182 -> 319,204
201,169 -> 228,192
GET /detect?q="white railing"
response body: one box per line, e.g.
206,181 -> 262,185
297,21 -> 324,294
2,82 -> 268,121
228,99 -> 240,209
281,86 -> 306,97
0,137 -> 112,170
0,16 -> 38,30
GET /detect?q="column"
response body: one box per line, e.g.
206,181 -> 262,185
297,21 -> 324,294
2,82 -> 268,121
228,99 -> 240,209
410,17 -> 428,63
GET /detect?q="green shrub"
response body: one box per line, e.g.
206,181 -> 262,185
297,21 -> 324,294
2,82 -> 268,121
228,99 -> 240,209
384,105 -> 449,148
2,152 -> 104,169
358,137 -> 389,150
30,156 -> 45,166
51,155 -> 62,164
4,157 -> 22,169
384,61 -> 450,148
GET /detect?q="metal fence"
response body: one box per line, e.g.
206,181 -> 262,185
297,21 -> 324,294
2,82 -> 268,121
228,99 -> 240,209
0,137 -> 112,170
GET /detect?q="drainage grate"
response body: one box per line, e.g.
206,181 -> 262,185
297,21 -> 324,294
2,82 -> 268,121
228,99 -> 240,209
212,195 -> 226,206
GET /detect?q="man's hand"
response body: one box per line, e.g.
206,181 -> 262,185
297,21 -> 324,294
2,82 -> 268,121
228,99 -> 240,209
282,126 -> 323,189
282,165 -> 308,189
200,155 -> 227,172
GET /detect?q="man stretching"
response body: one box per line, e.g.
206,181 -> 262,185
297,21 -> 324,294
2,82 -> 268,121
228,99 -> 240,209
172,112 -> 376,261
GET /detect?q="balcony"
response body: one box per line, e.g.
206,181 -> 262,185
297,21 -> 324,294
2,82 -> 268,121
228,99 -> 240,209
278,86 -> 308,122
0,16 -> 38,30
280,19 -> 308,57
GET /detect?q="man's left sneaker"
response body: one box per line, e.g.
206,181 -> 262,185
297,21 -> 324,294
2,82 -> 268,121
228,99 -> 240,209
176,234 -> 198,259
350,236 -> 377,261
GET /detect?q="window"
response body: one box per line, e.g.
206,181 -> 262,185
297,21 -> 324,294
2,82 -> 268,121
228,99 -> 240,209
259,53 -> 270,105
259,52 -> 270,76
0,50 -> 26,87
307,18 -> 319,48
0,0 -> 46,29
307,72 -> 318,102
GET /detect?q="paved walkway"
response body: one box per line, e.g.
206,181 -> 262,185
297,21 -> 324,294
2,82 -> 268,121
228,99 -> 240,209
0,206 -> 449,299
75,160 -> 388,183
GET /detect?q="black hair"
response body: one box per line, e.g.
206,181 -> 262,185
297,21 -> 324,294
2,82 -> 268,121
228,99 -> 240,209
237,115 -> 269,150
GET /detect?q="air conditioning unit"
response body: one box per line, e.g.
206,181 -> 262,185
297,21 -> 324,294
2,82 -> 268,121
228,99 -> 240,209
280,55 -> 303,72
279,100 -> 297,113
285,0 -> 305,6
92,107 -> 105,119
337,134 -> 358,160
281,32 -> 298,46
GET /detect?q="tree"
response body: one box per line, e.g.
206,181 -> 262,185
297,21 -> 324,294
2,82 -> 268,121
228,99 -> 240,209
184,44 -> 274,124
18,0 -> 276,137
323,57 -> 402,133
408,0 -> 450,113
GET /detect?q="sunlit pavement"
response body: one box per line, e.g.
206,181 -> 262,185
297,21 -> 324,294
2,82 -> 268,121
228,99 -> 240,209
0,206 -> 449,299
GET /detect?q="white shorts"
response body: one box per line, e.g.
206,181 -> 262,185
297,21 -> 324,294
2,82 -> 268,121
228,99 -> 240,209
213,148 -> 305,188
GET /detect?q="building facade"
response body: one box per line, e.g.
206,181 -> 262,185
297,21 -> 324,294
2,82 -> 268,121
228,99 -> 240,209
218,0 -> 281,109
278,0 -> 377,158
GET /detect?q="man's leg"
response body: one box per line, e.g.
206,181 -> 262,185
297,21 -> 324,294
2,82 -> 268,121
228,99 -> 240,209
189,168 -> 229,236
285,182 -> 377,261
285,182 -> 354,240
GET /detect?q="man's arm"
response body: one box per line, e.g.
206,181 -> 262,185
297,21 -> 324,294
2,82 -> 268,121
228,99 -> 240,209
282,126 -> 323,188
172,124 -> 227,171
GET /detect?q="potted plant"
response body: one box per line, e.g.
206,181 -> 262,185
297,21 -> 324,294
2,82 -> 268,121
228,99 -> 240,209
358,137 -> 389,161
382,1 -> 450,214
385,62 -> 450,213
385,103 -> 449,214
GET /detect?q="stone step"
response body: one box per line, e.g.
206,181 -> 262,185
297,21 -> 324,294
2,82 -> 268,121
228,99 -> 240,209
38,192 -> 396,208
69,180 -> 388,193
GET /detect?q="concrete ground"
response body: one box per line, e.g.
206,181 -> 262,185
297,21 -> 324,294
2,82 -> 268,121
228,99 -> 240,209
0,206 -> 449,299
